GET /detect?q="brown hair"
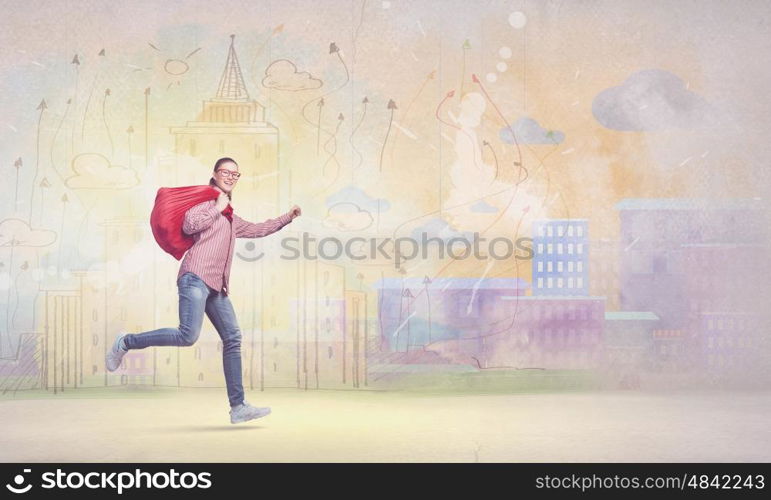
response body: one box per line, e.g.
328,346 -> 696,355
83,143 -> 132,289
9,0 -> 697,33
209,157 -> 237,200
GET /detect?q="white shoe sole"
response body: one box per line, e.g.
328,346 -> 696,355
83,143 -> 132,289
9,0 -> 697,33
230,408 -> 271,424
106,334 -> 127,372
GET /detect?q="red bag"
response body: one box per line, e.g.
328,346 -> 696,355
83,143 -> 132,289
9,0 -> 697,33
150,185 -> 220,260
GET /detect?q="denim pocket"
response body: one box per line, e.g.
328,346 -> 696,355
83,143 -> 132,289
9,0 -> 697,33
178,271 -> 207,290
177,271 -> 195,287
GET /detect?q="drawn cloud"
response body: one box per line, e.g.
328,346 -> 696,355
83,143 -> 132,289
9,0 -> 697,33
261,59 -> 323,91
592,69 -> 712,131
470,200 -> 498,213
410,218 -> 475,242
65,153 -> 140,190
0,219 -> 56,247
326,185 -> 391,212
323,203 -> 373,232
499,117 -> 565,144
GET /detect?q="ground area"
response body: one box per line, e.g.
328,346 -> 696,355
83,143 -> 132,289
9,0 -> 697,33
1,387 -> 768,462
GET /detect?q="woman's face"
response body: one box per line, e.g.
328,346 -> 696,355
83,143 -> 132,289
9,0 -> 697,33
213,161 -> 240,194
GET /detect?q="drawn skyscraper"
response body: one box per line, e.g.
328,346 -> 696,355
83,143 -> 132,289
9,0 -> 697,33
532,219 -> 590,296
169,34 -> 280,219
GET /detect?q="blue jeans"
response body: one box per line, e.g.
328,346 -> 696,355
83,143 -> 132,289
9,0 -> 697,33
123,271 -> 245,408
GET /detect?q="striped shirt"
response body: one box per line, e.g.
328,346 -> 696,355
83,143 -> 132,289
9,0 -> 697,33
178,199 -> 293,295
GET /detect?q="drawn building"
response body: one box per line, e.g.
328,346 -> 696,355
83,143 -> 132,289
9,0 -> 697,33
603,311 -> 659,372
532,219 -> 589,296
589,239 -> 621,310
0,332 -> 41,392
493,295 -> 605,369
37,268 -> 108,391
651,329 -> 688,372
422,294 -> 605,369
169,35 -> 280,220
165,235 -> 371,392
375,277 -> 529,352
102,217 -> 156,386
279,258 -> 367,390
616,198 -> 766,329
40,286 -> 81,393
72,269 -> 108,387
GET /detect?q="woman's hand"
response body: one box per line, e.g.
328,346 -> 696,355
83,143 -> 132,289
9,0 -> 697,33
288,205 -> 302,219
215,192 -> 230,212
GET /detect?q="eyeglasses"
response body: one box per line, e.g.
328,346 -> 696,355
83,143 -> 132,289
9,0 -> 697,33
216,169 -> 241,180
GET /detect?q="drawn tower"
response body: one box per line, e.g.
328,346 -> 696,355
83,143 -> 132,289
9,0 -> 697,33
170,34 -> 280,219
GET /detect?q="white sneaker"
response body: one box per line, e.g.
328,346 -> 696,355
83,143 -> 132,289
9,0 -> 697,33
230,401 -> 271,424
106,333 -> 128,372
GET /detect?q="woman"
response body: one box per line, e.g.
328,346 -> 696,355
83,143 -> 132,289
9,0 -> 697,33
106,157 -> 302,424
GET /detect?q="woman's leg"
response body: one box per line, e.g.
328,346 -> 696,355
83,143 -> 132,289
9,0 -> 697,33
205,292 -> 245,408
123,272 -> 209,349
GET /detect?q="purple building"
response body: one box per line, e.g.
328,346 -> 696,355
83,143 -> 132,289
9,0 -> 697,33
616,198 -> 767,329
0,333 -> 41,390
425,295 -> 605,370
532,219 -> 589,296
373,277 -> 529,352
698,312 -> 763,372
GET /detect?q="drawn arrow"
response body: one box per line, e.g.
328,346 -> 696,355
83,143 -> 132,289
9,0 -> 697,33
70,55 -> 80,155
389,70 -> 435,171
32,100 -> 47,225
460,39 -> 471,97
352,1 -> 366,62
402,288 -> 413,352
57,193 -> 69,271
379,99 -> 397,172
4,240 -> 19,352
435,90 -> 460,130
126,125 -> 134,170
321,113 -> 344,176
10,260 -> 30,333
316,97 -> 325,155
300,41 -> 350,148
482,140 -> 499,180
13,157 -> 21,211
423,276 -> 433,344
49,97 -> 72,187
81,49 -> 108,142
102,88 -> 113,158
38,176 -> 51,224
350,96 -> 369,178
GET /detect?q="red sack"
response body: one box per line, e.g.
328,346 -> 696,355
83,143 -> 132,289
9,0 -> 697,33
150,185 -> 220,260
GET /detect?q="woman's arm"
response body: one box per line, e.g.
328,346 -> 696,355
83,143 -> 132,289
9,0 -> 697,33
182,200 -> 221,235
234,212 -> 293,238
